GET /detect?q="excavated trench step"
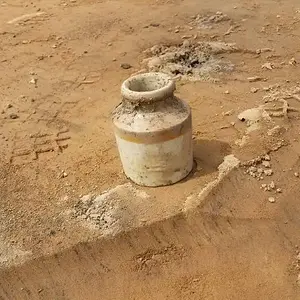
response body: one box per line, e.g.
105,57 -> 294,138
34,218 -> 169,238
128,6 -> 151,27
1,168 -> 300,300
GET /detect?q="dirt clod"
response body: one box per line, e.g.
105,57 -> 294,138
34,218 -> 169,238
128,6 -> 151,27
264,169 -> 273,176
191,12 -> 231,29
262,161 -> 271,168
261,62 -> 274,70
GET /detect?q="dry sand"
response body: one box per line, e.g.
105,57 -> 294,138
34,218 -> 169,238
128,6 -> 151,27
1,0 -> 300,299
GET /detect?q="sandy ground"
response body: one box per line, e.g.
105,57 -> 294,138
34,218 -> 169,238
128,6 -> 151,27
1,0 -> 300,298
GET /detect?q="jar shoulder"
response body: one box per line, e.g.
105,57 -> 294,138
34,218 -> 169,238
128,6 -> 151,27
112,96 -> 191,133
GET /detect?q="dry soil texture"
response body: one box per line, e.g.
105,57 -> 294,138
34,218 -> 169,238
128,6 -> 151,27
1,0 -> 300,299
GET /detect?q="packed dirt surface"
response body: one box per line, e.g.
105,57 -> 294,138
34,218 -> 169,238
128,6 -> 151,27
1,0 -> 300,299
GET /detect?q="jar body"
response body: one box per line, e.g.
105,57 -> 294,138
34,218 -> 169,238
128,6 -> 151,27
112,73 -> 193,187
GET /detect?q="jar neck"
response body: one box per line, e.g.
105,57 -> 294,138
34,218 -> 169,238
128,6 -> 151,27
121,92 -> 174,106
121,72 -> 176,106
121,95 -> 177,114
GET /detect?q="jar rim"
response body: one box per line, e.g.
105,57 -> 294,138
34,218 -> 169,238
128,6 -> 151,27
121,72 -> 175,102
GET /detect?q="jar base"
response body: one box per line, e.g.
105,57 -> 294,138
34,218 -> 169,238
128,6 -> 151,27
124,159 -> 194,187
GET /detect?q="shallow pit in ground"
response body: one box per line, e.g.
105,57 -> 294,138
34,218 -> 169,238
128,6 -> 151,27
142,41 -> 254,81
1,166 -> 300,300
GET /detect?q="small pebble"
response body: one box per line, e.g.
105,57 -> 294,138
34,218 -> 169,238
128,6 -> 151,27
224,90 -> 230,94
181,35 -> 192,39
59,171 -> 68,178
29,78 -> 37,85
289,58 -> 297,66
261,62 -> 274,70
276,188 -> 282,193
120,63 -> 132,70
149,23 -> 160,27
223,110 -> 233,116
9,113 -> 19,119
250,87 -> 259,93
295,172 -> 299,177
248,76 -> 263,82
264,154 -> 271,161
268,197 -> 276,203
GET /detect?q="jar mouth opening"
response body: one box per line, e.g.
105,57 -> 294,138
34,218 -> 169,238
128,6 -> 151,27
121,72 -> 175,102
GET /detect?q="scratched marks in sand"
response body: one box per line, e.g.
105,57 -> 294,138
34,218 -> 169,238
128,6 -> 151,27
10,128 -> 71,165
34,94 -> 80,125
